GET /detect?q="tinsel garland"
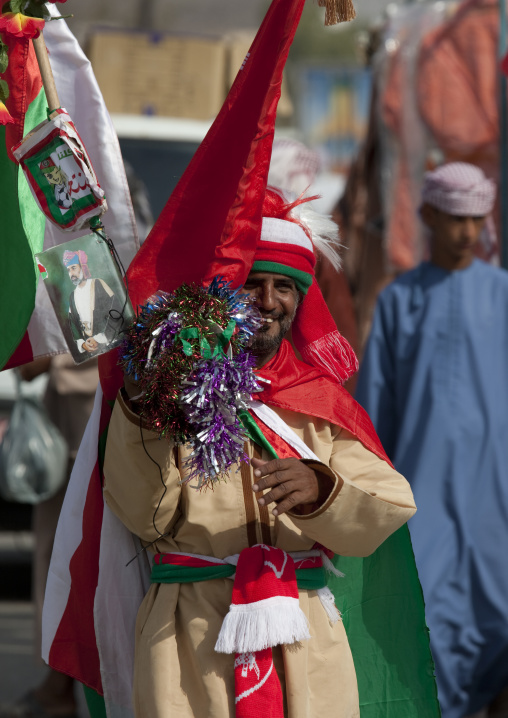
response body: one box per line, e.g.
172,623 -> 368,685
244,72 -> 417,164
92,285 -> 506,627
121,279 -> 262,488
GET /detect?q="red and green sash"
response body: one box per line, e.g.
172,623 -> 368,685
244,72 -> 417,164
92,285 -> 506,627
152,547 -> 338,718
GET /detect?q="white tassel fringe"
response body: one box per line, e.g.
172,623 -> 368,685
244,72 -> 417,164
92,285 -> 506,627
320,551 -> 345,578
301,331 -> 359,384
215,596 -> 310,654
317,586 -> 342,624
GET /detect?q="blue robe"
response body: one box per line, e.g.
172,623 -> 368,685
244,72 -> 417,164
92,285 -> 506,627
355,259 -> 508,718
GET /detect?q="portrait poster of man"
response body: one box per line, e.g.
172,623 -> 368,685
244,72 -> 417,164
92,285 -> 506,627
36,235 -> 135,364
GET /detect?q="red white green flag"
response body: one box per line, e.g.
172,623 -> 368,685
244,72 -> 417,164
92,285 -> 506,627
0,6 -> 139,371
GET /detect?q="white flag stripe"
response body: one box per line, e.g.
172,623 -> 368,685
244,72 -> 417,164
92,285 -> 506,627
41,384 -> 103,662
27,281 -> 68,358
249,400 -> 321,461
96,504 -> 149,717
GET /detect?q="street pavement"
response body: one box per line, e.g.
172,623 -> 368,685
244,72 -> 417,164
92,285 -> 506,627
0,533 -> 88,716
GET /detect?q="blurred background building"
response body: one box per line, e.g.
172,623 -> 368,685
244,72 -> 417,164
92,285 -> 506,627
59,0 -> 379,217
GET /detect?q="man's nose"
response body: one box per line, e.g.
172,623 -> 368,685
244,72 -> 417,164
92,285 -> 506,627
463,217 -> 477,240
256,282 -> 277,312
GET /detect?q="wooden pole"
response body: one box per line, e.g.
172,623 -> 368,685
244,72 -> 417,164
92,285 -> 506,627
32,32 -> 60,113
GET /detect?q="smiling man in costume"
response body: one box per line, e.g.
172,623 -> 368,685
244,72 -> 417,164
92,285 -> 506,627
101,187 -> 419,717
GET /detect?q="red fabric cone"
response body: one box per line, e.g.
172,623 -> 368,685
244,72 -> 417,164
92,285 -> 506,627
100,0 -> 307,401
125,0 -> 306,312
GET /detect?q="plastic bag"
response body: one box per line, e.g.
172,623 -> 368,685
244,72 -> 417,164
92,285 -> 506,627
0,395 -> 68,505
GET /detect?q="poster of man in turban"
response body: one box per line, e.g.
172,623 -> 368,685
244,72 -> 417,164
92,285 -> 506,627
36,235 -> 134,363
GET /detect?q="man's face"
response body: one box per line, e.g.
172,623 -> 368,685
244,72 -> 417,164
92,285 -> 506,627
241,271 -> 300,366
421,204 -> 486,269
67,263 -> 84,286
44,168 -> 65,186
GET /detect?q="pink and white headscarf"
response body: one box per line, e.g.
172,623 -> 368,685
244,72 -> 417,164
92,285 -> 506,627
62,249 -> 92,279
421,162 -> 496,217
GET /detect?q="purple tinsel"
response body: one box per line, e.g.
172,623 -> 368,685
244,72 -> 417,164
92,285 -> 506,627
120,280 -> 264,487
179,351 -> 260,488
146,312 -> 183,367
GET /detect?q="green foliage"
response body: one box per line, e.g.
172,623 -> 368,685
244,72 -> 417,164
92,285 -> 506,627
0,41 -> 8,74
2,0 -> 51,19
0,77 -> 9,100
26,0 -> 51,20
9,0 -> 26,14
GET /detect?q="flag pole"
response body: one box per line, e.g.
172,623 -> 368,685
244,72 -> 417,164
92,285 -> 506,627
32,33 -> 60,114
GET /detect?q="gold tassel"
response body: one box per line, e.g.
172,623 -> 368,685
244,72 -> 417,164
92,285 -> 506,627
318,0 -> 356,25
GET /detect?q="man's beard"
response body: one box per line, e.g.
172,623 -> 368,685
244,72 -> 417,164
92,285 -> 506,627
249,311 -> 295,360
70,271 -> 84,286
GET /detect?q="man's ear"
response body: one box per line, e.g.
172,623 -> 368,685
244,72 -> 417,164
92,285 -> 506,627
420,203 -> 437,229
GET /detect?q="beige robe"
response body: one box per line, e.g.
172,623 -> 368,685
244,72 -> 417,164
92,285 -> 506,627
103,393 -> 416,718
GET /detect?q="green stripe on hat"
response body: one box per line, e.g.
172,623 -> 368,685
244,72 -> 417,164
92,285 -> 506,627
250,261 -> 312,293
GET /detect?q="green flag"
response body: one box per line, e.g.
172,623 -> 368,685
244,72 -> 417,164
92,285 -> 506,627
334,526 -> 441,717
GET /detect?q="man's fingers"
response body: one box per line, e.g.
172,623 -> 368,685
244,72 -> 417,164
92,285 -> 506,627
251,457 -> 300,490
252,470 -> 288,493
271,493 -> 301,517
257,480 -> 291,506
252,457 -> 287,478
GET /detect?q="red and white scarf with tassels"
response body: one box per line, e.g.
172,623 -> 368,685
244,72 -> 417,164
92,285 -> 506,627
215,544 -> 309,717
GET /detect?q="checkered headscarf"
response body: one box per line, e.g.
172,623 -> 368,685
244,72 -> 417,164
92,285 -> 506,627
421,162 -> 496,216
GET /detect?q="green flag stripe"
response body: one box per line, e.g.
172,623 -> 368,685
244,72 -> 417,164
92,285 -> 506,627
332,526 -> 441,717
0,87 -> 46,369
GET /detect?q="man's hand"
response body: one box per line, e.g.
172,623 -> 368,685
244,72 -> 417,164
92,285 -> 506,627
251,457 -> 334,517
83,338 -> 99,352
